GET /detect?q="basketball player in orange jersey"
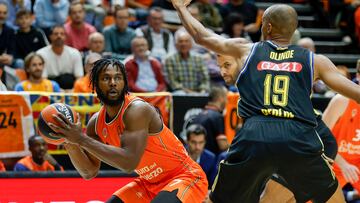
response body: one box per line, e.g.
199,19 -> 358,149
323,86 -> 360,202
47,58 -> 208,203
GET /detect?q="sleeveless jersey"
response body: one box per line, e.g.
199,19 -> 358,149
236,41 -> 316,126
95,94 -> 193,183
332,99 -> 360,190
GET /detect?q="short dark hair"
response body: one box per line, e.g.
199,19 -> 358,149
186,124 -> 207,140
50,25 -> 65,35
113,5 -> 128,18
90,58 -> 129,94
69,0 -> 84,14
209,85 -> 227,102
16,9 -> 31,19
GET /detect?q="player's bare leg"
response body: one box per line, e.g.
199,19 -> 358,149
260,179 -> 295,203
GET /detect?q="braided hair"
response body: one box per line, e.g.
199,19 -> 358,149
90,58 -> 128,94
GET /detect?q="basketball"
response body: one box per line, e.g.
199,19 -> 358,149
37,103 -> 78,145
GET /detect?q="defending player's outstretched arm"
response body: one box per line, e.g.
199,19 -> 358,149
171,0 -> 250,59
314,54 -> 360,103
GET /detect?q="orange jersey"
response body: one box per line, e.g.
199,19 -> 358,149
14,156 -> 55,171
332,99 -> 360,190
95,94 -> 208,202
0,94 -> 32,153
73,76 -> 92,93
96,94 -> 198,183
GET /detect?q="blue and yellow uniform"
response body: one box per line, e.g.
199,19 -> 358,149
210,41 -> 338,203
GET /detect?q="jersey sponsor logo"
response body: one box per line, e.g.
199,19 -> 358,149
135,162 -> 164,180
261,108 -> 295,118
339,140 -> 360,155
257,61 -> 302,72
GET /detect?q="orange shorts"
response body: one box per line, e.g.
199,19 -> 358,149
114,166 -> 208,203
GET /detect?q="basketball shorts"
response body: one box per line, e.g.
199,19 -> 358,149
114,162 -> 208,203
210,116 -> 338,203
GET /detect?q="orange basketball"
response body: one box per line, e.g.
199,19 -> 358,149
37,103 -> 78,145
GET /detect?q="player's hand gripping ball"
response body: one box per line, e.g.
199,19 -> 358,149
37,103 -> 78,145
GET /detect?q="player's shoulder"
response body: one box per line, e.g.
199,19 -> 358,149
87,112 -> 99,136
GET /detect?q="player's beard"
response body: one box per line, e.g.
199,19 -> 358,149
96,87 -> 124,107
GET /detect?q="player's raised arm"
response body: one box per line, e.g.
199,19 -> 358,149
171,0 -> 250,58
314,54 -> 360,103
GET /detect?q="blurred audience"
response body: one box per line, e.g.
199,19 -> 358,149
221,12 -> 251,41
190,85 -> 228,155
192,0 -> 222,31
73,52 -> 101,93
0,2 -> 15,68
33,0 -> 69,37
65,1 -> 96,52
125,36 -> 166,92
135,7 -> 175,62
14,9 -> 48,68
14,52 -> 60,92
37,25 -> 83,90
103,6 -> 136,60
14,135 -> 63,171
6,0 -> 31,30
164,30 -> 210,94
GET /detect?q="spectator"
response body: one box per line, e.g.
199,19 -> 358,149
83,32 -> 105,61
218,0 -> 261,41
83,0 -> 106,31
151,0 -> 183,32
191,85 -> 228,155
14,135 -> 63,171
186,124 -> 217,187
125,36 -> 166,92
33,0 -> 69,37
14,9 -> 48,68
65,1 -> 96,52
103,6 -> 136,60
221,13 -> 251,42
6,0 -> 31,30
164,30 -> 210,94
37,26 -> 83,90
73,52 -> 101,93
14,52 -> 60,92
135,7 -> 176,62
0,2 -> 15,68
192,0 -> 222,31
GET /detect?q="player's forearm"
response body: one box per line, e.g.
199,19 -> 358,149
79,135 -> 138,173
64,143 -> 100,179
175,6 -> 212,44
